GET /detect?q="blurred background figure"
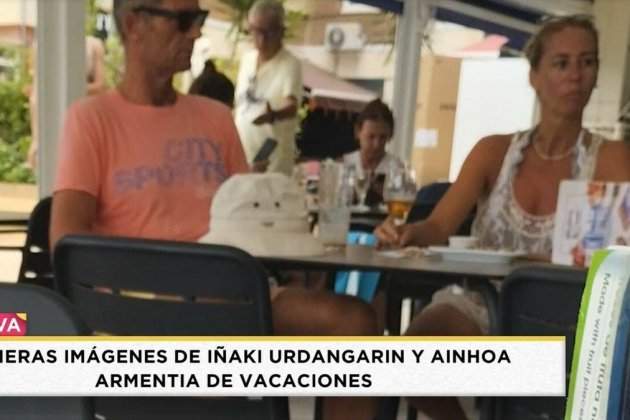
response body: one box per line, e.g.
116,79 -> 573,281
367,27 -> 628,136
234,0 -> 302,175
189,59 -> 235,108
85,35 -> 106,96
27,35 -> 106,170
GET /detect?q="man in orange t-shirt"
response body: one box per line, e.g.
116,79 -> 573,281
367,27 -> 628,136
51,1 -> 248,245
51,3 -> 377,419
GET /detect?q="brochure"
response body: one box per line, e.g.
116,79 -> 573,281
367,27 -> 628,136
552,181 -> 630,267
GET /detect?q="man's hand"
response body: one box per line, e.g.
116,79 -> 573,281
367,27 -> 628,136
252,102 -> 275,125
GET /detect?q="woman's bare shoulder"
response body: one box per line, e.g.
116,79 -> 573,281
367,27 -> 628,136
476,133 -> 512,149
468,134 -> 513,163
458,133 -> 515,187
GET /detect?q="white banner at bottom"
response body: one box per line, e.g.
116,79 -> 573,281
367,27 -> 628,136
0,337 -> 564,396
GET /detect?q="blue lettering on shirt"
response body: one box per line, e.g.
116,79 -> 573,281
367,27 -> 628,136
114,137 -> 228,193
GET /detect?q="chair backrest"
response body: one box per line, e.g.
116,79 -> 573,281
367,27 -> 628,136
489,265 -> 587,420
0,282 -> 89,336
17,196 -> 54,288
54,234 -> 273,335
407,182 -> 474,235
54,234 -> 288,420
0,283 -> 92,420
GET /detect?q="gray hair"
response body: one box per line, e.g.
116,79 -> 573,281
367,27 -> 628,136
248,0 -> 285,28
113,0 -> 163,40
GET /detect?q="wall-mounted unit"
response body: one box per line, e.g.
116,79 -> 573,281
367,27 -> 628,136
324,22 -> 366,51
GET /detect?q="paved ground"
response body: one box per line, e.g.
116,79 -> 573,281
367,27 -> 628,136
0,182 -> 36,283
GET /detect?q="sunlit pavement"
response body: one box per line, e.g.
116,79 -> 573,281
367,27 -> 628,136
0,182 -> 36,283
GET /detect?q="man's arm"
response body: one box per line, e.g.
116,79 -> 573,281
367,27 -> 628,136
50,190 -> 98,250
269,96 -> 298,121
252,97 -> 297,125
375,136 -> 505,247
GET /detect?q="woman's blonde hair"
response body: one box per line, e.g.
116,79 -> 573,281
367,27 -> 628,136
524,15 -> 599,69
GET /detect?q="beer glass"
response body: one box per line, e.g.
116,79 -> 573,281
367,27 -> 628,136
383,164 -> 417,226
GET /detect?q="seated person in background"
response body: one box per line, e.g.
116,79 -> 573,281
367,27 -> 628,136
343,99 -> 403,205
51,2 -> 377,419
85,35 -> 107,96
188,59 -> 235,108
27,36 -> 106,169
376,15 -> 630,420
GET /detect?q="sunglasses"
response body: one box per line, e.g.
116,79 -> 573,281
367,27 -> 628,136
133,6 -> 209,33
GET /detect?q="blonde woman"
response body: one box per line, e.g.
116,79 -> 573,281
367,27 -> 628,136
376,15 -> 630,420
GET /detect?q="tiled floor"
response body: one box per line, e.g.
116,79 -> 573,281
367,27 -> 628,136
0,182 -> 35,282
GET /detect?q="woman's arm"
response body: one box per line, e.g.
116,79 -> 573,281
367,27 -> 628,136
593,140 -> 630,182
376,136 -> 508,247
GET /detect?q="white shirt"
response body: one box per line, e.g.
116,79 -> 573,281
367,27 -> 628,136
343,150 -> 403,177
234,48 -> 302,175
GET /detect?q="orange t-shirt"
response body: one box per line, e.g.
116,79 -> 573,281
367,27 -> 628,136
55,90 -> 249,241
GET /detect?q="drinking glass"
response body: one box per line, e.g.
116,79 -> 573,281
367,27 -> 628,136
317,160 -> 351,247
354,170 -> 372,211
383,164 -> 417,226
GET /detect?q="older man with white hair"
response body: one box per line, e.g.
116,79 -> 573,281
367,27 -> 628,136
234,0 -> 302,175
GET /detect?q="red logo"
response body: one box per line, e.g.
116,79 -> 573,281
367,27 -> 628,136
0,313 -> 27,336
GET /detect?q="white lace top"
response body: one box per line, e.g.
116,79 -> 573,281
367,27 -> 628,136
471,129 -> 603,256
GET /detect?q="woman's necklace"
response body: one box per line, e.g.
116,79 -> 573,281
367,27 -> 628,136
532,129 -> 584,161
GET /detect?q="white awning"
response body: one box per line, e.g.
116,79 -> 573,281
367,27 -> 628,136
301,59 -> 377,112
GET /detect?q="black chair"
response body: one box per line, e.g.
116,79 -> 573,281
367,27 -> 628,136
483,265 -> 587,420
0,283 -> 93,420
406,181 -> 475,233
54,234 -> 289,420
406,181 -> 451,223
17,196 -> 54,288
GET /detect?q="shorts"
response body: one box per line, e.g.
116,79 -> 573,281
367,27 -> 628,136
426,284 -> 490,335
